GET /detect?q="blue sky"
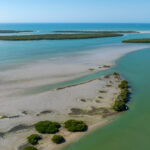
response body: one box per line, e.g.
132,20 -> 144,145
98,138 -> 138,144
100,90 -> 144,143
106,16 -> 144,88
0,0 -> 150,23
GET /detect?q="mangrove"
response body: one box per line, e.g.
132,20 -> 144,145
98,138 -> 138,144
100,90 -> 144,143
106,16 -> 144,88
123,38 -> 150,43
51,135 -> 65,144
53,30 -> 139,34
35,121 -> 61,134
0,33 -> 123,41
113,79 -> 130,112
0,30 -> 34,33
64,119 -> 87,132
27,134 -> 42,145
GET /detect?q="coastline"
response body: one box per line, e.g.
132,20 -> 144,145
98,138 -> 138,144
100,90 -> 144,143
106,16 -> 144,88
0,43 -> 149,150
50,119 -> 113,150
0,73 -> 121,150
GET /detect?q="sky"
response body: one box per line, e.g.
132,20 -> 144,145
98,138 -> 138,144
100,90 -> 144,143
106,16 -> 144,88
0,0 -> 150,23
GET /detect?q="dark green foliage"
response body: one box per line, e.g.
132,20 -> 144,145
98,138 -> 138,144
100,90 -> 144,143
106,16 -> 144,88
35,121 -> 61,134
54,31 -> 138,34
27,134 -> 42,145
119,88 -> 130,103
23,146 -> 37,150
113,100 -> 127,111
0,33 -> 123,41
51,135 -> 65,144
123,39 -> 150,43
113,72 -> 119,76
113,79 -> 130,112
0,30 -> 34,33
64,120 -> 87,132
118,80 -> 128,89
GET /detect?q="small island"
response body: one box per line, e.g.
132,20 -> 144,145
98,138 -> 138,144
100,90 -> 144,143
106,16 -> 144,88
0,33 -> 123,41
0,30 -> 35,33
53,30 -> 139,34
122,38 -> 150,43
12,73 -> 130,150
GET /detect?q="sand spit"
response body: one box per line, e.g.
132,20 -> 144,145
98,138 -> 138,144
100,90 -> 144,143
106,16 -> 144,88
0,73 -> 122,150
0,43 -> 149,150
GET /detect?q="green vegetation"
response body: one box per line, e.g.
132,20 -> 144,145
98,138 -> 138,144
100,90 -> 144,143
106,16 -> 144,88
0,33 -> 123,41
51,135 -> 65,144
122,39 -> 150,43
113,80 -> 130,112
0,30 -> 34,33
113,72 -> 119,76
23,146 -> 37,150
113,100 -> 127,112
27,134 -> 42,145
64,119 -> 87,132
35,121 -> 61,134
54,31 -> 139,34
118,80 -> 128,89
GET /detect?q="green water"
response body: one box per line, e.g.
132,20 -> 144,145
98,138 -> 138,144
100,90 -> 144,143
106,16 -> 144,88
1,23 -> 150,149
63,48 -> 150,150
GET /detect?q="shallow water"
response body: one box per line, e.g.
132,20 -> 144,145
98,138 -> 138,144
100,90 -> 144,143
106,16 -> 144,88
0,23 -> 150,69
63,48 -> 150,150
1,23 -> 150,149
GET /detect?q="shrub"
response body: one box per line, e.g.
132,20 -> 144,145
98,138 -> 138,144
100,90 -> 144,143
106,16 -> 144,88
27,134 -> 42,145
119,88 -> 129,103
23,146 -> 37,150
64,120 -> 87,132
51,135 -> 65,144
35,121 -> 61,134
113,72 -> 119,76
118,80 -> 128,89
113,100 -> 127,112
114,79 -> 130,112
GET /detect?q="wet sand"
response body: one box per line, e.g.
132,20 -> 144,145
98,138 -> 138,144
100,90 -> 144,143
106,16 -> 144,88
0,44 -> 149,150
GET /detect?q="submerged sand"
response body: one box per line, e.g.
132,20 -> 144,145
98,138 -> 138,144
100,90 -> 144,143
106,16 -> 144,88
0,74 -> 121,150
0,43 -> 149,150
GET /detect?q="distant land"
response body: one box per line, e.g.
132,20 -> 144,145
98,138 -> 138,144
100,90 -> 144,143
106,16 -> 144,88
123,38 -> 150,43
0,30 -> 139,41
54,31 -> 139,34
0,30 -> 35,33
0,33 -> 123,41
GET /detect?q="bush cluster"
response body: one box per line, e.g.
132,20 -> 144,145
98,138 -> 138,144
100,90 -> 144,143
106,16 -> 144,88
113,100 -> 127,111
35,121 -> 61,134
23,146 -> 37,150
113,72 -> 119,76
51,135 -> 65,144
118,80 -> 128,89
27,134 -> 42,145
113,80 -> 130,112
64,119 -> 87,132
0,33 -> 123,41
122,38 -> 150,43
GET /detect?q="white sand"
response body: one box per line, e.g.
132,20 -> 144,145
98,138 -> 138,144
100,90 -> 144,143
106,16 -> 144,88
0,43 -> 149,97
0,74 -> 121,150
0,43 -> 149,150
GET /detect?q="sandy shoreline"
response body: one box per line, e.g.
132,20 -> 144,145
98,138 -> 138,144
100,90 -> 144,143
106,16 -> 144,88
0,43 -> 149,150
0,73 -> 121,150
0,43 -> 149,96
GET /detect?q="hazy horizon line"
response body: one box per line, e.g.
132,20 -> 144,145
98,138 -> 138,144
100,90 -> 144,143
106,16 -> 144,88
0,22 -> 150,24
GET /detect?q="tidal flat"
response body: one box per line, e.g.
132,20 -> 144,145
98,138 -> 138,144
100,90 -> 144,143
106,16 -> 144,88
0,73 -> 123,150
0,23 -> 150,150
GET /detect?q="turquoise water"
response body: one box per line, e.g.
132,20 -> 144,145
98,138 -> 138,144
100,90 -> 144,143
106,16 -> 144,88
1,23 -> 150,149
63,48 -> 150,150
0,23 -> 150,69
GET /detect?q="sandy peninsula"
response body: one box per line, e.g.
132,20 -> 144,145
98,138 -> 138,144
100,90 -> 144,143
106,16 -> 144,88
0,73 -> 122,150
0,43 -> 149,150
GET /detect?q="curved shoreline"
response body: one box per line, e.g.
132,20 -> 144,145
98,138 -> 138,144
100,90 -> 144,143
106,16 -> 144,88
0,43 -> 149,150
